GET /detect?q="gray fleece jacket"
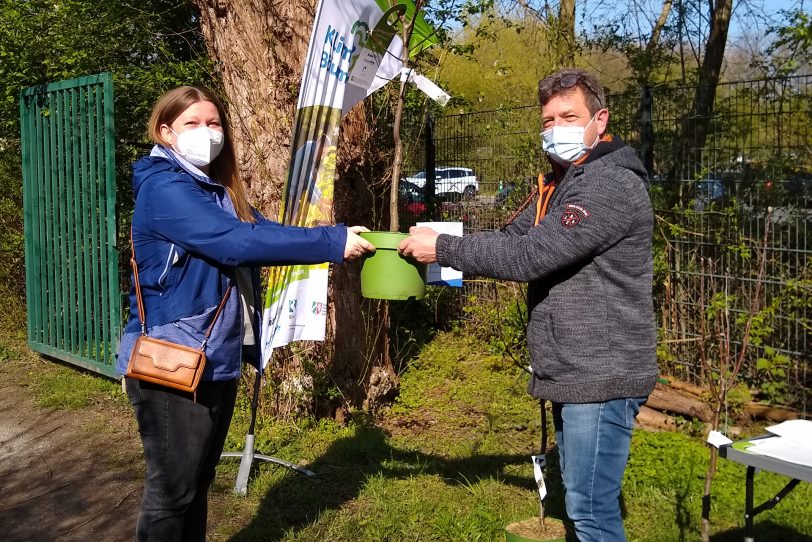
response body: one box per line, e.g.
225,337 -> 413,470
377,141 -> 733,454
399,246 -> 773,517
436,139 -> 658,403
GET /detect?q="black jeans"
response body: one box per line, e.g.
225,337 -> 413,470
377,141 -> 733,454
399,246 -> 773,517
126,377 -> 238,542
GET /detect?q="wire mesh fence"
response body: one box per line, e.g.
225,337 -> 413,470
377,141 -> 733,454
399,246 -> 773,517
402,75 -> 811,412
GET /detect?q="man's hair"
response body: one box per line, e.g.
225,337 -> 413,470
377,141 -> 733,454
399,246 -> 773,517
538,69 -> 606,115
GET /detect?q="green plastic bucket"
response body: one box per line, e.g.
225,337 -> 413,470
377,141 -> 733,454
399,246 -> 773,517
360,232 -> 427,300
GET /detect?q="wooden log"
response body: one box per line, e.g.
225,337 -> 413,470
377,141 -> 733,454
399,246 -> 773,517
744,402 -> 799,422
636,405 -> 677,431
661,377 -> 706,398
646,384 -> 713,422
716,424 -> 743,439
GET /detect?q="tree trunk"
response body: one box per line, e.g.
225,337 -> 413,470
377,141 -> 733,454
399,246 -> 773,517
389,68 -> 408,232
332,109 -> 399,412
680,0 -> 733,176
636,0 -> 674,83
646,383 -> 713,422
664,377 -> 706,397
193,0 -> 312,215
192,0 -> 397,415
744,402 -> 799,423
558,0 -> 576,67
700,407 -> 722,542
636,405 -> 678,431
646,0 -> 673,54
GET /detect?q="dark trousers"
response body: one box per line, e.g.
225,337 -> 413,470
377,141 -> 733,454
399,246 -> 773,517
126,377 -> 239,542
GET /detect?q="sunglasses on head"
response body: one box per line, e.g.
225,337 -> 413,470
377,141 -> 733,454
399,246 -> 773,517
539,73 -> 599,100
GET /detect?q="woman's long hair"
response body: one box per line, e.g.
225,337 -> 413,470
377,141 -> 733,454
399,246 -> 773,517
148,86 -> 256,223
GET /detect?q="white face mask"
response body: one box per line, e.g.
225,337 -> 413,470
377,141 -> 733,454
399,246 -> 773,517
541,115 -> 598,164
170,126 -> 224,167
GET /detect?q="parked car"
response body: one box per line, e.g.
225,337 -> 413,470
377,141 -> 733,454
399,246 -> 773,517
404,166 -> 479,199
693,178 -> 725,211
398,180 -> 426,216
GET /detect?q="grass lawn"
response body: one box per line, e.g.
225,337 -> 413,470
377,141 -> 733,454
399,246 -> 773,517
211,331 -> 812,541
5,326 -> 810,541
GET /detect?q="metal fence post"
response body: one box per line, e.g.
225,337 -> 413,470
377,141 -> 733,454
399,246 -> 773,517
639,85 -> 654,180
425,110 -> 437,219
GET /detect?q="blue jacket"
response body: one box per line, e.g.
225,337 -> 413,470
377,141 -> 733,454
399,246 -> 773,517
116,146 -> 347,380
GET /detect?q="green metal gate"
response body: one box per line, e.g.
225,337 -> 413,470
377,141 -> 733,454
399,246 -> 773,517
19,72 -> 120,378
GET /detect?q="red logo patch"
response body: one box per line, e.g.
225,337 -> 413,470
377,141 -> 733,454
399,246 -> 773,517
561,203 -> 590,228
561,211 -> 580,228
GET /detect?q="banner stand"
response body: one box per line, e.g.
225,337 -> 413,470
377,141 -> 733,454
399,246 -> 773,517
221,369 -> 315,496
222,0 -> 440,497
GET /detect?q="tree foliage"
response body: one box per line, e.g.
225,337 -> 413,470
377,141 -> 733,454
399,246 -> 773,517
0,0 -> 215,312
0,0 -> 214,140
437,13 -> 572,110
761,9 -> 812,77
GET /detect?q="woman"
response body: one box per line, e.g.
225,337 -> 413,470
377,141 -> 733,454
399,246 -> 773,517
117,86 -> 374,542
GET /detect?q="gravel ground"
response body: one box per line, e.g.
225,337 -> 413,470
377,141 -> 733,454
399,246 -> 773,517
0,360 -> 142,541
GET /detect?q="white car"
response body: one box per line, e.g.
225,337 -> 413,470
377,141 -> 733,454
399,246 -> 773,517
405,166 -> 478,199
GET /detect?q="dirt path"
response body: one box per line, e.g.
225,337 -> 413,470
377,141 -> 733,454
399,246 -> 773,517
0,358 -> 142,541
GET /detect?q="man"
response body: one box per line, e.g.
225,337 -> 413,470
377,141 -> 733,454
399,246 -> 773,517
399,68 -> 657,542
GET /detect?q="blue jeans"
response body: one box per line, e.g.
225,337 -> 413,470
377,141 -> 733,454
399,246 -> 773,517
126,378 -> 238,542
553,397 -> 646,542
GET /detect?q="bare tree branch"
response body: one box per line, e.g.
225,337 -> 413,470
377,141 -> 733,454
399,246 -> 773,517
647,0 -> 674,52
516,0 -> 549,27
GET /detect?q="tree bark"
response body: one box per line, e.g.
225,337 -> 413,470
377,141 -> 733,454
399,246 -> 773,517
744,402 -> 799,422
193,0 -> 313,215
646,0 -> 673,54
558,0 -> 576,67
636,405 -> 678,431
647,383 -> 714,422
680,0 -> 733,176
663,377 -> 706,397
332,109 -> 398,411
192,0 -> 397,414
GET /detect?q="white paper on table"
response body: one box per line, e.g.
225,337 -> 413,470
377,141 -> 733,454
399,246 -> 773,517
707,430 -> 733,448
746,436 -> 812,469
766,419 -> 812,448
416,221 -> 463,287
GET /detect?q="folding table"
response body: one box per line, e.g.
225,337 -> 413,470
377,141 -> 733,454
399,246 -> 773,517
719,435 -> 811,542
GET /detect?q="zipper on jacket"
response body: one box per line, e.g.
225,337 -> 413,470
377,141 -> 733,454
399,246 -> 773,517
545,166 -> 583,210
157,244 -> 178,294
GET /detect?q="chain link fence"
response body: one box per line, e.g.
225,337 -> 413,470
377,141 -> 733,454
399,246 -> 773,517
402,75 -> 811,412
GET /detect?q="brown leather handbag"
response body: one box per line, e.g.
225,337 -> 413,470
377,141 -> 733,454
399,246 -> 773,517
125,230 -> 232,394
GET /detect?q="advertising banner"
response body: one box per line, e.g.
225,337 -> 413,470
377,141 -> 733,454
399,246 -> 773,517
260,0 -> 437,368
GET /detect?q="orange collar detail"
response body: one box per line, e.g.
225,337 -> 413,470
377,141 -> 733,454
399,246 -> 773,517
535,174 -> 557,225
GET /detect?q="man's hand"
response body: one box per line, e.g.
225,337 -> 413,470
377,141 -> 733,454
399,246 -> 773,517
398,226 -> 439,264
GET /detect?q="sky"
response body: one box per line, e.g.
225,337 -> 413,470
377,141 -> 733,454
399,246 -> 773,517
578,0 -> 807,40
727,0 -> 807,38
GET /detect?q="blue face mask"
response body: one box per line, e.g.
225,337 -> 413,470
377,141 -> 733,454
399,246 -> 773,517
541,115 -> 598,164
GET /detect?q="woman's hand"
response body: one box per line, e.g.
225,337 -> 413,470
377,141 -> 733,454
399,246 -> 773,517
344,226 -> 375,261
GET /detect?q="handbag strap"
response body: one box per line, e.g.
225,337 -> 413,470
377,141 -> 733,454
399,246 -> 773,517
131,228 -> 232,349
